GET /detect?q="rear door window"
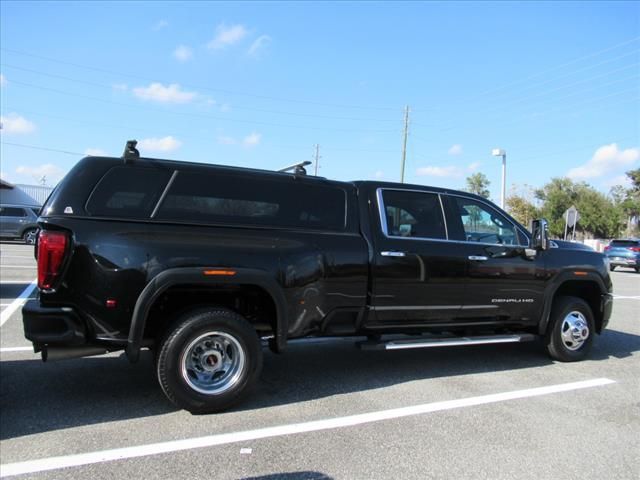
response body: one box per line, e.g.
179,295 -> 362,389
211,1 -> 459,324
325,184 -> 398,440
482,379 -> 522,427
380,190 -> 447,239
86,166 -> 172,218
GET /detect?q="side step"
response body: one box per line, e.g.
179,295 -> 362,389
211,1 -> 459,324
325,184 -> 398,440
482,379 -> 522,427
357,334 -> 537,351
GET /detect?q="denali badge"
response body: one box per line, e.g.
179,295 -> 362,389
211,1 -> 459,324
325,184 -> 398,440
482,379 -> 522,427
64,206 -> 74,214
492,298 -> 535,303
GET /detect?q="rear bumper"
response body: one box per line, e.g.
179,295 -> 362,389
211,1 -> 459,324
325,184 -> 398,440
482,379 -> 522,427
607,256 -> 640,267
22,300 -> 86,347
601,293 -> 613,331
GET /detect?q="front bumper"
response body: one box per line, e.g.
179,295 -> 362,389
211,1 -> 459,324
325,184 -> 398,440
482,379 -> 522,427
22,299 -> 86,347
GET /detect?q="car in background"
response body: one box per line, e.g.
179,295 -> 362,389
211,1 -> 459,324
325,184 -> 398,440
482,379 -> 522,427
0,204 -> 40,244
604,239 -> 640,273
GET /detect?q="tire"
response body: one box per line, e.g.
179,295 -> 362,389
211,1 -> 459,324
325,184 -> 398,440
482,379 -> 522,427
609,265 -> 615,271
156,308 -> 263,414
635,267 -> 640,273
22,228 -> 37,245
545,296 -> 595,362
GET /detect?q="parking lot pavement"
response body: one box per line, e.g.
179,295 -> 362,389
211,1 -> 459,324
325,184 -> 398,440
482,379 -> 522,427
0,243 -> 638,479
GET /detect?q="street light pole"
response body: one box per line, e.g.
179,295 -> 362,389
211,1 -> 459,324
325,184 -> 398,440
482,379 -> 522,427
492,148 -> 507,209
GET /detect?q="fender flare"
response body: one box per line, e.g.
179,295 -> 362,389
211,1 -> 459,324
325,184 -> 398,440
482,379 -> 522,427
538,270 -> 607,335
125,267 -> 288,362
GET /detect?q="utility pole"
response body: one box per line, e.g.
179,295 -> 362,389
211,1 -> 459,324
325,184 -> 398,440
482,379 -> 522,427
313,144 -> 321,176
400,105 -> 410,183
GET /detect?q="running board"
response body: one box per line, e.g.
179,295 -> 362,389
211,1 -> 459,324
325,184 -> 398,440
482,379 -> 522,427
358,334 -> 537,351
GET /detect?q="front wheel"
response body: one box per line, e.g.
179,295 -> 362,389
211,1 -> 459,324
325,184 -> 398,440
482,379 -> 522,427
156,308 -> 263,413
545,296 -> 595,362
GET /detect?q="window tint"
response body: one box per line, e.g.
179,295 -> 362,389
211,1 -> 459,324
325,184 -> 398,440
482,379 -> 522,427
453,196 -> 522,245
86,166 -> 172,218
381,190 -> 446,239
0,207 -> 27,217
156,171 -> 347,230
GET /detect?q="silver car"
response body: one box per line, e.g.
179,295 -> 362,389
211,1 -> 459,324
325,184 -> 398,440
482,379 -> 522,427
0,204 -> 40,244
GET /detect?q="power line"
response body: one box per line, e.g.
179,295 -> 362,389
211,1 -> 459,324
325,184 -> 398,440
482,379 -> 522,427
0,47 -> 399,111
0,141 -> 84,156
5,79 -> 399,134
0,63 -> 397,123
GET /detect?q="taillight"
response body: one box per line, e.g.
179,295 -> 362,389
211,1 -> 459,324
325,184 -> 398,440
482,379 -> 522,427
604,246 -> 610,251
630,247 -> 640,252
37,231 -> 68,290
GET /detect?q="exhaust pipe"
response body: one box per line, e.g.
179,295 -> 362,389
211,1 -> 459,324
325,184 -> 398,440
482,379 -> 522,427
42,346 -> 108,362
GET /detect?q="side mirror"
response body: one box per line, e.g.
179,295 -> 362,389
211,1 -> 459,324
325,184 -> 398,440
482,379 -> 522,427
531,218 -> 549,251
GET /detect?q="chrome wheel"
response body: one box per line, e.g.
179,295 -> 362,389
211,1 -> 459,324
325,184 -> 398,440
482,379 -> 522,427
180,331 -> 246,395
560,311 -> 590,351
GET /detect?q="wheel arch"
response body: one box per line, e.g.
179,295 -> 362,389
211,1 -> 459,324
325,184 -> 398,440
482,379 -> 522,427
539,271 -> 608,336
125,267 -> 288,362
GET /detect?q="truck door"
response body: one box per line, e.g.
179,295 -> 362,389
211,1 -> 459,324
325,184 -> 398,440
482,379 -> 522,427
368,188 -> 468,327
0,206 -> 25,237
442,194 -> 546,325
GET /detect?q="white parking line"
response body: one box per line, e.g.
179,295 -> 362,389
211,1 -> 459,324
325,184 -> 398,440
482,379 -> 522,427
0,347 -> 33,353
0,280 -> 37,327
0,378 -> 615,478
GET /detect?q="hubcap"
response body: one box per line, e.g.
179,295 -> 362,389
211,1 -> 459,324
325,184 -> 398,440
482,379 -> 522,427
180,331 -> 246,395
560,311 -> 590,351
25,230 -> 36,245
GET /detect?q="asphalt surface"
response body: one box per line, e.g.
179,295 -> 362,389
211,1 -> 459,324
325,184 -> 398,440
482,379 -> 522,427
0,242 -> 638,479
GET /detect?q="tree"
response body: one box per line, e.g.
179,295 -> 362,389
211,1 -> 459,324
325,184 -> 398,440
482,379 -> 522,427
536,177 -> 623,239
465,172 -> 491,198
506,195 -> 539,228
627,168 -> 640,191
610,169 -> 640,236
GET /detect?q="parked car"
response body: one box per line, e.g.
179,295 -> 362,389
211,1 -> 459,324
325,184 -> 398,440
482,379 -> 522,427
22,142 -> 613,413
0,204 -> 40,244
604,239 -> 640,272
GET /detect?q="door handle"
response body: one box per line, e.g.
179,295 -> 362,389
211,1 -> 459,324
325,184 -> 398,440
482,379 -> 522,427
381,251 -> 406,257
468,255 -> 488,261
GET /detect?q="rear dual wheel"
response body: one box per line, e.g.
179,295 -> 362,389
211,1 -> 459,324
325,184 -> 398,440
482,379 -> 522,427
156,308 -> 263,414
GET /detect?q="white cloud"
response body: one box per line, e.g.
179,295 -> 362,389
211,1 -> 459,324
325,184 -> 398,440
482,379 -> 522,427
112,83 -> 128,91
467,161 -> 481,171
173,45 -> 193,62
416,165 -> 464,178
153,20 -> 169,31
208,24 -> 248,49
217,135 -> 237,145
84,148 -> 107,156
0,74 -> 6,87
604,174 -> 632,188
16,163 -> 65,183
242,132 -> 261,147
132,83 -> 197,104
138,136 -> 182,152
247,35 -> 271,56
448,144 -> 463,156
567,143 -> 639,179
0,113 -> 36,134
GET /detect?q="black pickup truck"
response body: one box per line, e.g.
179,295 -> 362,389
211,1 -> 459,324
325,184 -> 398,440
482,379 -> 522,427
23,142 -> 613,413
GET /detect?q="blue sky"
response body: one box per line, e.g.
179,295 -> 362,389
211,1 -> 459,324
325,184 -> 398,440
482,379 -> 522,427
1,1 -> 638,203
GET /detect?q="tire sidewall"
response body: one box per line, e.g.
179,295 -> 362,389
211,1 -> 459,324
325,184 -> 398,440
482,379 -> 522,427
547,297 -> 595,362
157,309 -> 262,413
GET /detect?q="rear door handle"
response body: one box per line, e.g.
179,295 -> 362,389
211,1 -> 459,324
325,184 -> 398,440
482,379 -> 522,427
381,251 -> 406,257
468,255 -> 488,261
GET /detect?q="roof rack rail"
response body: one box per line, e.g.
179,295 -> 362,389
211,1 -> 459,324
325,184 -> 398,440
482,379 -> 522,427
278,161 -> 312,176
122,140 -> 140,164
